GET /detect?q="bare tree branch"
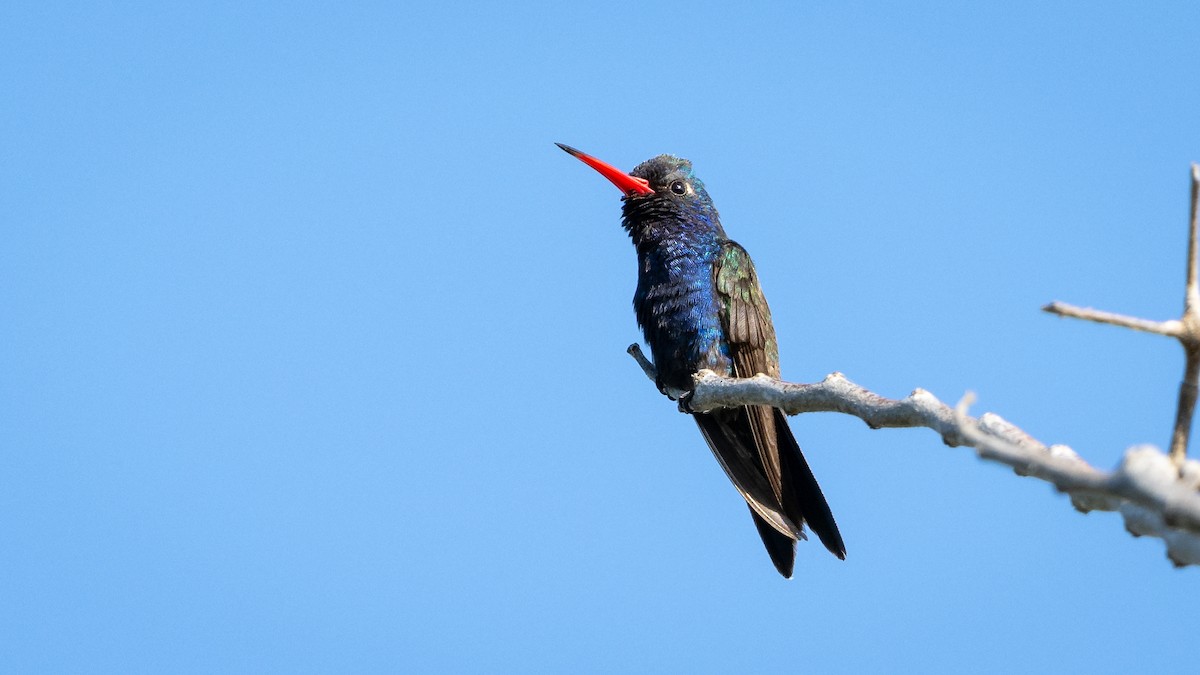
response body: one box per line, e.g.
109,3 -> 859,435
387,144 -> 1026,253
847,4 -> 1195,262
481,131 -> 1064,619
1045,164 -> 1200,469
1185,164 -> 1200,310
1041,302 -> 1183,338
1172,164 -> 1200,466
627,344 -> 1200,567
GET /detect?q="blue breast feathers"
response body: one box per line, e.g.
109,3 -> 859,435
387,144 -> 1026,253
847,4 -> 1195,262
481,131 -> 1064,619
633,238 -> 732,390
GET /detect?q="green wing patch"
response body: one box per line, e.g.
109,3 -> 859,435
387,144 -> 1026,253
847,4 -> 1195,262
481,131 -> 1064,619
714,242 -> 779,376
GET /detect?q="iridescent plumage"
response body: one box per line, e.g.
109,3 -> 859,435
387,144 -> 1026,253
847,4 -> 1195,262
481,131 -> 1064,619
560,146 -> 845,577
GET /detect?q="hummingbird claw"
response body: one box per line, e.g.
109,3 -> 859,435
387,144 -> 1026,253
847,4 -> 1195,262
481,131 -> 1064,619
677,389 -> 696,414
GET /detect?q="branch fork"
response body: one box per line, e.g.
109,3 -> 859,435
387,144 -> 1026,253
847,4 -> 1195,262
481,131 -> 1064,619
1045,164 -> 1200,468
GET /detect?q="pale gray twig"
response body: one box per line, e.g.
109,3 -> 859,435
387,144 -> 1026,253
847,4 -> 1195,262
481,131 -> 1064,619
1041,303 -> 1182,338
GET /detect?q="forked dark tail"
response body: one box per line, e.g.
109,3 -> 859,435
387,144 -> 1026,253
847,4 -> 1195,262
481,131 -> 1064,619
774,408 -> 846,559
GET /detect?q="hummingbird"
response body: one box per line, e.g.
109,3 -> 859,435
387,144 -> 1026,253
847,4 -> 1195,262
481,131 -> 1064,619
557,143 -> 845,577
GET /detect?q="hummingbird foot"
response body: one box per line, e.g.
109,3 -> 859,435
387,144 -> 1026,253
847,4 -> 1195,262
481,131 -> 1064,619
677,389 -> 697,414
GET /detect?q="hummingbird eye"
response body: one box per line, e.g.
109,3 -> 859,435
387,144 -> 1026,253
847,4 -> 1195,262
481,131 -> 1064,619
669,180 -> 688,195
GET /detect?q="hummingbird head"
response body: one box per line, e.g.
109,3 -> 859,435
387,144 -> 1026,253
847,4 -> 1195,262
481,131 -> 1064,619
556,143 -> 724,243
626,154 -> 716,213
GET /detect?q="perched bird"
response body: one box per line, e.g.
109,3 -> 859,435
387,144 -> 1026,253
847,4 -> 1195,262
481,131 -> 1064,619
557,143 -> 845,577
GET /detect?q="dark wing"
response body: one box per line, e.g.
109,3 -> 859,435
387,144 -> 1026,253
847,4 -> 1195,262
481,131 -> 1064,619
713,241 -> 785,506
694,409 -> 800,538
713,241 -> 846,559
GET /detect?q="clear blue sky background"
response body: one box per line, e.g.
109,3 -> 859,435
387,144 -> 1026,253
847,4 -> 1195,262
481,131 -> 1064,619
3,2 -> 1199,672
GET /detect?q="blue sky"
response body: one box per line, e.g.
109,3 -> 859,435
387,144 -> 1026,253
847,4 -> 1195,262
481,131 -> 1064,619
3,1 -> 1199,672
